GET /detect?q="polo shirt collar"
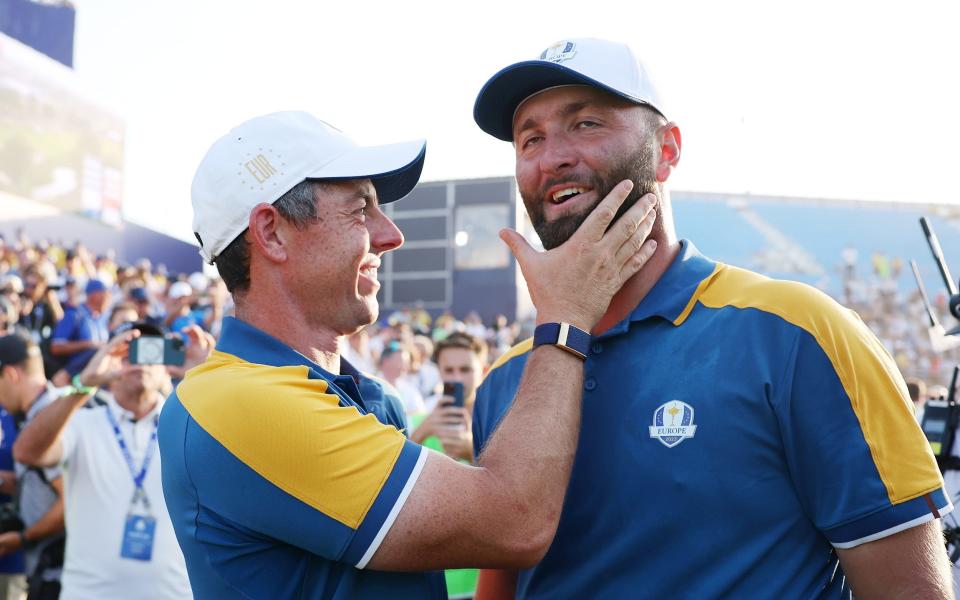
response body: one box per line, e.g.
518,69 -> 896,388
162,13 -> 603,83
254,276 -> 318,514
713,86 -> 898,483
216,317 -> 359,399
596,239 -> 718,338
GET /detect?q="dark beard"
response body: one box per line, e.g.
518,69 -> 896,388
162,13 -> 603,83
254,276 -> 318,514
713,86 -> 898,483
522,145 -> 659,250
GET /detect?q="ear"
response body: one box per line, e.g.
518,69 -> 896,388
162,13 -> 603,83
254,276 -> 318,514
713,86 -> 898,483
0,365 -> 19,386
655,122 -> 682,183
247,203 -> 289,264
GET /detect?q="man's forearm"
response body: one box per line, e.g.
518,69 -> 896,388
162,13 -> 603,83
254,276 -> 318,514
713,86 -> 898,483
50,340 -> 95,356
13,394 -> 87,467
838,520 -> 953,598
475,344 -> 584,552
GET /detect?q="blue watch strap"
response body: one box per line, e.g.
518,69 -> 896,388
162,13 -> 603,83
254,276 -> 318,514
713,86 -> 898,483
533,322 -> 590,360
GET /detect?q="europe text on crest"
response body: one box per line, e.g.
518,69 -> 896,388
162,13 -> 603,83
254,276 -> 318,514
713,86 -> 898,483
649,400 -> 697,448
540,41 -> 577,63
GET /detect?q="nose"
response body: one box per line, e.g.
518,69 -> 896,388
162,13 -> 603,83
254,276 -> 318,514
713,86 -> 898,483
369,209 -> 404,254
539,134 -> 579,176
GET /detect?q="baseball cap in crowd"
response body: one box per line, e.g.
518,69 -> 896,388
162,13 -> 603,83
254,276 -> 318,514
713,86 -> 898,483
191,111 -> 427,264
187,272 -> 209,294
473,38 -> 665,141
129,287 -> 150,303
0,332 -> 38,368
85,279 -> 108,295
0,275 -> 23,295
168,281 -> 194,300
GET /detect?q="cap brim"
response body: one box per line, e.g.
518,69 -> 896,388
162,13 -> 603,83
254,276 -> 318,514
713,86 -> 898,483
308,139 -> 427,204
473,61 -> 652,142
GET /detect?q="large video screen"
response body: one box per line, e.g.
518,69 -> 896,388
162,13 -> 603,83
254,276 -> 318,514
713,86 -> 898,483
0,33 -> 124,225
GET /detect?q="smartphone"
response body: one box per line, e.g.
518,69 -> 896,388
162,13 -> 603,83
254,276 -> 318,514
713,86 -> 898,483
129,335 -> 186,366
442,382 -> 464,408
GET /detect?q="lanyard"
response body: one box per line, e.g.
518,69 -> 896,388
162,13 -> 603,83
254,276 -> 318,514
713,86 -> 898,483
104,405 -> 159,513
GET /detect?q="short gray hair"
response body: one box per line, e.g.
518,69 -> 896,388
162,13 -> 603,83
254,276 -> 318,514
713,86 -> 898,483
214,180 -> 321,294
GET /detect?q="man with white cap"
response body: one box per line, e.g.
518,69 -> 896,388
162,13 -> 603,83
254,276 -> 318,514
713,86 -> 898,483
470,38 -> 952,598
158,111 -> 658,599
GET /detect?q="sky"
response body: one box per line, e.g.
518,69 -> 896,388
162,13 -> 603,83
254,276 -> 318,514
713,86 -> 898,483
68,0 -> 960,242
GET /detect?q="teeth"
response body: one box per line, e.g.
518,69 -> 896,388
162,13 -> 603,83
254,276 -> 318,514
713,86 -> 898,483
552,187 -> 588,202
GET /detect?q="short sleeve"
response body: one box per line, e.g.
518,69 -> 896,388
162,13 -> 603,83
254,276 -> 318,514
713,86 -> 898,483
778,316 -> 950,549
174,362 -> 428,568
51,311 -> 76,343
59,407 -> 88,467
472,347 -> 529,462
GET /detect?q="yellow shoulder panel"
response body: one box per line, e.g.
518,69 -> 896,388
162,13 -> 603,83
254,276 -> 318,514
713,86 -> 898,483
177,350 -> 407,528
697,265 -> 941,504
486,338 -> 533,377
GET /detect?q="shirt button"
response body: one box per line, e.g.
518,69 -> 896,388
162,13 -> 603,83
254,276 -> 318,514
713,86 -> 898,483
584,378 -> 597,391
591,343 -> 603,354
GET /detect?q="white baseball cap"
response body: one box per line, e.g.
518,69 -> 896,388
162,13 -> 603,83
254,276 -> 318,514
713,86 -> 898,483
191,111 -> 427,263
168,281 -> 194,300
473,38 -> 665,141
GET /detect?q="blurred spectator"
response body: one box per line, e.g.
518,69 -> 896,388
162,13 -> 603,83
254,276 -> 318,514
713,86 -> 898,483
0,399 -> 24,600
377,341 -> 425,415
0,334 -> 66,600
163,282 -> 196,334
17,267 -> 64,379
0,299 -> 16,337
14,324 -> 214,600
127,288 -> 162,329
107,304 -> 140,336
0,278 -> 23,334
431,311 -> 457,341
906,378 -> 927,421
342,329 -> 375,375
409,332 -> 485,600
49,280 -> 111,386
410,335 -> 441,399
463,311 -> 486,340
411,332 -> 485,459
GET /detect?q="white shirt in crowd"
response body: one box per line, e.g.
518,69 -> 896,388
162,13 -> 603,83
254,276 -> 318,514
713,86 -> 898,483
392,376 -> 426,416
59,394 -> 192,600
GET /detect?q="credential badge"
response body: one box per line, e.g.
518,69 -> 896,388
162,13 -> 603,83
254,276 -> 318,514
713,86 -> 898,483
540,41 -> 577,63
649,400 -> 697,448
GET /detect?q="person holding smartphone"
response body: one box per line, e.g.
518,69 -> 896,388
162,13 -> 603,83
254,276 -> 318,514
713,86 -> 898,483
408,332 -> 488,600
411,332 -> 487,463
12,324 -> 214,600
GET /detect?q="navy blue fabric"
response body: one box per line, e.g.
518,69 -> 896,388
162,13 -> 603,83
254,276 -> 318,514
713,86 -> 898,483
473,241 -> 946,599
0,410 -> 24,574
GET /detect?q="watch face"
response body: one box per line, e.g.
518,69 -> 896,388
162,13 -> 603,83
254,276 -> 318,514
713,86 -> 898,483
136,337 -> 165,365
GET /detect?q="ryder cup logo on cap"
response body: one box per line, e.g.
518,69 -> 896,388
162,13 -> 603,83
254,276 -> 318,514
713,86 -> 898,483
649,401 -> 697,448
473,37 -> 665,141
540,41 -> 577,63
191,111 -> 427,264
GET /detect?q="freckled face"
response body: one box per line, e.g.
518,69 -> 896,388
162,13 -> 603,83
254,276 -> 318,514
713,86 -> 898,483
285,179 -> 404,334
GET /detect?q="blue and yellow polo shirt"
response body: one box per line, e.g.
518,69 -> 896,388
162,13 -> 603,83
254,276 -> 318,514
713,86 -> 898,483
473,240 -> 950,599
159,317 -> 446,600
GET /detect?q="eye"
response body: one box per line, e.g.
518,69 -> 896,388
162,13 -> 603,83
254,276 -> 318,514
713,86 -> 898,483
576,120 -> 599,129
521,135 -> 543,149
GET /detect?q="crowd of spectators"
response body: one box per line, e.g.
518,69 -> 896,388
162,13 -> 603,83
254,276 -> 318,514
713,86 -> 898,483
2,229 -> 960,598
838,248 -> 960,402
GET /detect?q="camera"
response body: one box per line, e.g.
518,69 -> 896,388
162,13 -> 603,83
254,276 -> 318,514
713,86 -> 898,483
0,503 -> 23,534
128,335 -> 186,366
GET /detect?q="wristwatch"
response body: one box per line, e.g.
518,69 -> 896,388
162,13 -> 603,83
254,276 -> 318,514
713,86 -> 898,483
533,322 -> 591,360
